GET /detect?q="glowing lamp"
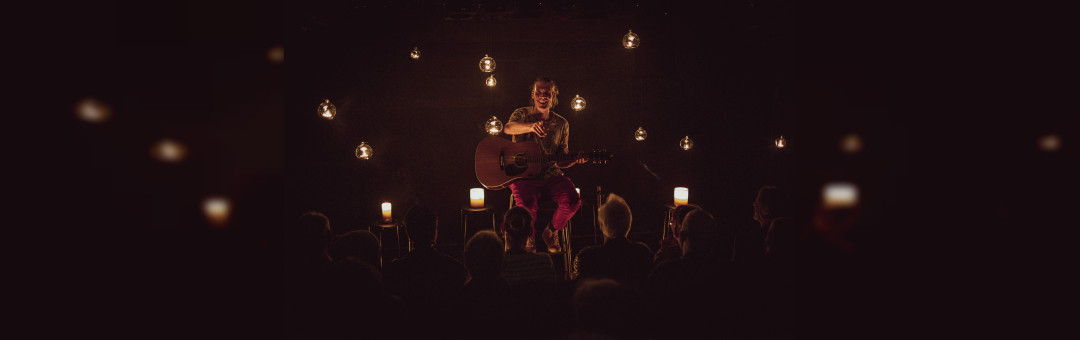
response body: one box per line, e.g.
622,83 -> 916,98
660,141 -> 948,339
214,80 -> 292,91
680,136 -> 694,151
470,188 -> 485,208
775,135 -> 786,148
571,94 -> 586,111
634,126 -> 648,141
823,182 -> 858,209
841,133 -> 863,154
152,138 -> 187,163
318,99 -> 336,119
203,196 -> 230,227
75,97 -> 112,123
622,30 -> 639,49
381,202 -> 392,222
485,116 -> 504,135
674,187 -> 689,206
479,54 -> 495,72
410,46 -> 421,59
1039,133 -> 1061,152
355,142 -> 373,160
486,74 -> 497,87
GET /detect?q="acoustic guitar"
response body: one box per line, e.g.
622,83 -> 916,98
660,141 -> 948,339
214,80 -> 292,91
474,136 -> 612,190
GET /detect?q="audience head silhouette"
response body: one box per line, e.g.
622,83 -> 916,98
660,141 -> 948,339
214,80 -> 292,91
754,186 -> 790,228
680,209 -> 731,257
464,230 -> 505,281
502,206 -> 534,249
291,211 -> 332,259
330,229 -> 381,268
598,193 -> 632,239
404,205 -> 439,247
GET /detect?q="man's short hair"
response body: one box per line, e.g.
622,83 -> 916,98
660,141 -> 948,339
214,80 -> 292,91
598,193 -> 632,238
464,230 -> 504,279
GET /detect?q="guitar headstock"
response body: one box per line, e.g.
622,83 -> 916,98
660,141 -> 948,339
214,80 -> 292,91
587,149 -> 613,164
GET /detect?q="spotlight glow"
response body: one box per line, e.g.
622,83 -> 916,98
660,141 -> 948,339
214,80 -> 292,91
267,45 -> 284,64
74,97 -> 112,123
152,138 -> 187,163
204,196 -> 231,227
823,182 -> 858,209
1039,133 -> 1061,152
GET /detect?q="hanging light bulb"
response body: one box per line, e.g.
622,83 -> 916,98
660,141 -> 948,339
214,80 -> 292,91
485,116 -> 504,135
410,46 -> 421,60
622,30 -> 640,49
634,126 -> 648,141
479,54 -> 495,72
679,135 -> 694,150
571,94 -> 586,111
775,135 -> 786,148
318,99 -> 336,119
486,74 -> 497,87
355,142 -> 373,160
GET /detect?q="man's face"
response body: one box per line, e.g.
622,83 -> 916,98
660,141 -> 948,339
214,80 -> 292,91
532,82 -> 553,110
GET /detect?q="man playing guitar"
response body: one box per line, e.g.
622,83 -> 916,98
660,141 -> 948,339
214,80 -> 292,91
502,76 -> 587,253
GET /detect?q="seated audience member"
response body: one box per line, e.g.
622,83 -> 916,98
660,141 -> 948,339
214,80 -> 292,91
654,204 -> 702,265
570,278 -> 649,340
329,229 -> 381,269
501,206 -> 556,288
646,209 -> 746,339
572,193 -> 653,289
382,205 -> 467,336
460,230 -> 515,337
322,258 -> 405,339
735,185 -> 790,264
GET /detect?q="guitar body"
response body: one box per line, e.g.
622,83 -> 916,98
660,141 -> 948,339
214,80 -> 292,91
474,136 -> 543,190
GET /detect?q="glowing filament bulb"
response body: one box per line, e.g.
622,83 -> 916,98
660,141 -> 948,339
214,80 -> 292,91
318,99 -> 336,119
622,30 -> 640,49
571,94 -> 586,111
775,135 -> 786,148
410,46 -> 421,59
479,54 -> 495,72
486,74 -> 497,87
355,142 -> 373,160
485,116 -> 504,135
679,136 -> 694,150
634,126 -> 648,141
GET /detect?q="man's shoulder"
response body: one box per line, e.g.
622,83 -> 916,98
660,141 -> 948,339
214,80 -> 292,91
551,112 -> 568,123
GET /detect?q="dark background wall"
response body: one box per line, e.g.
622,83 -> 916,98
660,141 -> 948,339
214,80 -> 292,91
285,1 -> 794,249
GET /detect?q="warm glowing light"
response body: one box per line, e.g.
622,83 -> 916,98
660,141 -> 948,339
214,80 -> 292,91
823,182 -> 858,209
622,30 -> 640,49
485,116 -> 504,135
355,142 -> 373,160
571,94 -> 586,111
204,196 -> 230,227
152,138 -> 187,163
318,99 -> 336,119
575,188 -> 581,195
479,54 -> 495,72
674,187 -> 689,206
470,188 -> 485,208
1039,133 -> 1061,152
410,46 -> 421,59
775,135 -> 786,148
634,126 -> 648,141
267,45 -> 284,64
841,133 -> 863,154
74,97 -> 112,123
486,74 -> 497,87
381,202 -> 392,222
679,136 -> 694,150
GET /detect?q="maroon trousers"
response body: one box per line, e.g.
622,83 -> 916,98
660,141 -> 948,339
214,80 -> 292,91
508,175 -> 581,236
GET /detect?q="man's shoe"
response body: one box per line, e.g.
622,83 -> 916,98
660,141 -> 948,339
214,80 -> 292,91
542,226 -> 562,253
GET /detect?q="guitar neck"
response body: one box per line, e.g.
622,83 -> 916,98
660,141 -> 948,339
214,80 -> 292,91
526,153 -> 580,163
